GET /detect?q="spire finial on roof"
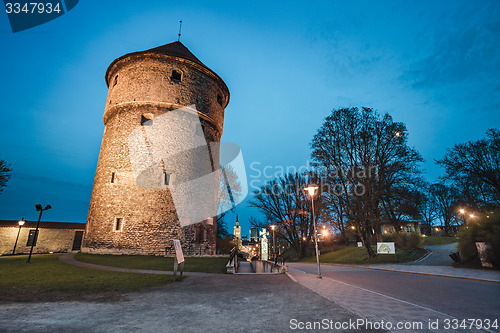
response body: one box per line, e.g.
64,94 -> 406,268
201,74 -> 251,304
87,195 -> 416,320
178,20 -> 182,42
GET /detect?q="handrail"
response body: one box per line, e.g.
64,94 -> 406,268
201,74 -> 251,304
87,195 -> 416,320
229,247 -> 239,272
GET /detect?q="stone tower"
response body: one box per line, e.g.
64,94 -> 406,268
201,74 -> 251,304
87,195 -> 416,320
82,41 -> 229,255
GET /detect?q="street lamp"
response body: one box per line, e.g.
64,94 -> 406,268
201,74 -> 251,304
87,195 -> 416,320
270,224 -> 276,262
27,204 -> 52,263
304,185 -> 321,279
12,218 -> 25,255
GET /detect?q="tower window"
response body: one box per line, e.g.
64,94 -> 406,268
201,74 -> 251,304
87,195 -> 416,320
217,94 -> 223,106
111,172 -> 116,183
115,218 -> 123,231
164,172 -> 171,186
113,75 -> 118,87
141,115 -> 153,126
171,70 -> 182,82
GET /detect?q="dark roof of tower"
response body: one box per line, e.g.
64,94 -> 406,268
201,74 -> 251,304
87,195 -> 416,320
145,41 -> 205,67
105,41 -> 228,95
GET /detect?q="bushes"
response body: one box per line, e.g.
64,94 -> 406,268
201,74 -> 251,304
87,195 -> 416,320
457,210 -> 500,268
382,232 -> 423,250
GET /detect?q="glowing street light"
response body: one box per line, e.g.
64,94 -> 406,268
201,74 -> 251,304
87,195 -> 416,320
12,218 -> 25,255
458,208 -> 475,226
304,185 -> 321,279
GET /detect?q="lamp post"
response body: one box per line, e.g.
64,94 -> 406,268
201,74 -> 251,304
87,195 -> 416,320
12,218 -> 25,255
270,225 -> 276,262
27,204 -> 52,263
304,185 -> 321,279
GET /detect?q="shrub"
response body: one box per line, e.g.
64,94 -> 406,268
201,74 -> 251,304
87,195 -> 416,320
457,209 -> 500,268
382,232 -> 423,250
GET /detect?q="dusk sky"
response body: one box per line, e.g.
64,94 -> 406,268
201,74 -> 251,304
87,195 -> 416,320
1,0 -> 499,235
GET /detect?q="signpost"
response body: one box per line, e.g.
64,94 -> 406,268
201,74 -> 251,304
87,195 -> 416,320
475,242 -> 493,268
173,239 -> 185,280
377,242 -> 396,261
260,228 -> 268,261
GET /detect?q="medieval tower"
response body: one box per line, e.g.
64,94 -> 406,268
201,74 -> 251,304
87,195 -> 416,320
82,41 -> 229,255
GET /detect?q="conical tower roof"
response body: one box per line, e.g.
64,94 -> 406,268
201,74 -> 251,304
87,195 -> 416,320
145,41 -> 205,67
105,41 -> 228,95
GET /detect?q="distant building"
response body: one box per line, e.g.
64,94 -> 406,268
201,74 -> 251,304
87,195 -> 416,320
0,220 -> 85,255
233,216 -> 241,249
250,227 -> 258,242
380,221 -> 420,234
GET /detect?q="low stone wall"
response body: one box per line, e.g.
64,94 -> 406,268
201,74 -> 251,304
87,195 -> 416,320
0,226 -> 85,255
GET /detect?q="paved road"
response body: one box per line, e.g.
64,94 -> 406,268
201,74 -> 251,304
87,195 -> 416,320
409,243 -> 458,266
0,273 -> 384,333
288,263 -> 500,332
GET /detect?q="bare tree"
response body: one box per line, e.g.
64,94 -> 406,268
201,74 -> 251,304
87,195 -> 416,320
417,188 -> 438,236
249,172 -> 325,258
429,182 -> 460,236
436,128 -> 500,208
311,107 -> 423,258
0,158 -> 12,195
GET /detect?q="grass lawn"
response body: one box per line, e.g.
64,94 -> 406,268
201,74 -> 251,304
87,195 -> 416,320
75,253 -> 229,274
298,246 -> 427,264
0,254 -> 177,302
422,235 -> 458,246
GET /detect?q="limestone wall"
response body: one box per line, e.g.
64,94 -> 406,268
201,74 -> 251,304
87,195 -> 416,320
0,227 -> 84,255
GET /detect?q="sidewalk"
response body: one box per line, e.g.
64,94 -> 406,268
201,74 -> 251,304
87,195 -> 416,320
59,253 -> 215,276
358,263 -> 500,283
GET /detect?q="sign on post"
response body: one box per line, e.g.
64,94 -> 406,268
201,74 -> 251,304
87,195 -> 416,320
173,239 -> 185,280
377,242 -> 395,254
475,242 -> 493,268
260,228 -> 268,261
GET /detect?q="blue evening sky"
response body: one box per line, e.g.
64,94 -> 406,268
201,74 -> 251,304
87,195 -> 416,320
0,0 -> 499,236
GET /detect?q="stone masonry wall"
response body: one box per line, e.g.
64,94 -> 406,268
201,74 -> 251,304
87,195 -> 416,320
0,227 -> 84,255
82,52 -> 228,256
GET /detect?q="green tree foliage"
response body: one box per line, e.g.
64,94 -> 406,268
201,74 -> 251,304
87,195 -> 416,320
457,209 -> 500,268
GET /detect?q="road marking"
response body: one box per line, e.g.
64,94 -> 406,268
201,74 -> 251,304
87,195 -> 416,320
290,266 -> 497,333
414,251 -> 433,263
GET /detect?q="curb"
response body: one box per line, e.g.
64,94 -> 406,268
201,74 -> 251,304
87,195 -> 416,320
356,265 -> 500,284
